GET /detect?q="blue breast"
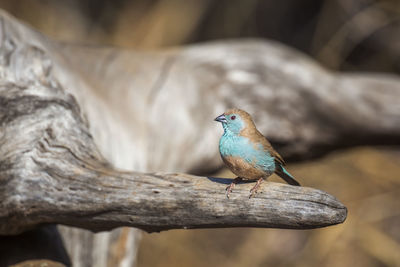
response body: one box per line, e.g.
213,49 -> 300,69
219,132 -> 275,174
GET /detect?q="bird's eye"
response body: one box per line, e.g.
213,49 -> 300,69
231,115 -> 236,120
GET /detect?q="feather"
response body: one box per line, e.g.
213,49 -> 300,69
274,164 -> 300,186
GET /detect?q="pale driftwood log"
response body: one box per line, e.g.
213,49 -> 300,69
0,73 -> 346,234
1,8 -> 399,267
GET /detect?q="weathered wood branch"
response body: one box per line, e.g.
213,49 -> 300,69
0,85 -> 346,235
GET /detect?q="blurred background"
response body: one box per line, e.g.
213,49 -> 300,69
1,0 -> 399,74
1,0 -> 399,266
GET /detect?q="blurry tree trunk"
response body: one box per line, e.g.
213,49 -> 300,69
0,9 -> 399,267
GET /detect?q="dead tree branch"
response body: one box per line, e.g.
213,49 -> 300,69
0,83 -> 346,234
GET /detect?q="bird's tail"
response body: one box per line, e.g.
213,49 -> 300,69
275,165 -> 301,186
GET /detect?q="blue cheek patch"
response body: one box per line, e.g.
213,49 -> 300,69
222,117 -> 244,135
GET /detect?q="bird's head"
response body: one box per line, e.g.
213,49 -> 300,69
214,108 -> 255,135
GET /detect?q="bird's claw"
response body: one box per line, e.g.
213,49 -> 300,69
225,183 -> 235,199
225,177 -> 242,199
249,189 -> 256,199
249,178 -> 263,199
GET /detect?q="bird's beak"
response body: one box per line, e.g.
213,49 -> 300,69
214,114 -> 227,123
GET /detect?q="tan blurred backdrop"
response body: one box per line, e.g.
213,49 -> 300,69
1,1 -> 399,266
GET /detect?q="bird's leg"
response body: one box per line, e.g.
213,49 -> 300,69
225,177 -> 243,199
249,178 -> 264,198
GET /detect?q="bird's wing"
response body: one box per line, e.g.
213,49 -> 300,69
240,126 -> 286,165
272,150 -> 286,165
255,131 -> 286,166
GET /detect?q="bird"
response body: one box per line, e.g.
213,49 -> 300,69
214,108 -> 300,198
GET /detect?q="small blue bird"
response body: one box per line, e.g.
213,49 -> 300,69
215,108 -> 300,198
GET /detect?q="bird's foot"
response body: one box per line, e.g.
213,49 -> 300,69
249,178 -> 264,199
225,177 -> 242,199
